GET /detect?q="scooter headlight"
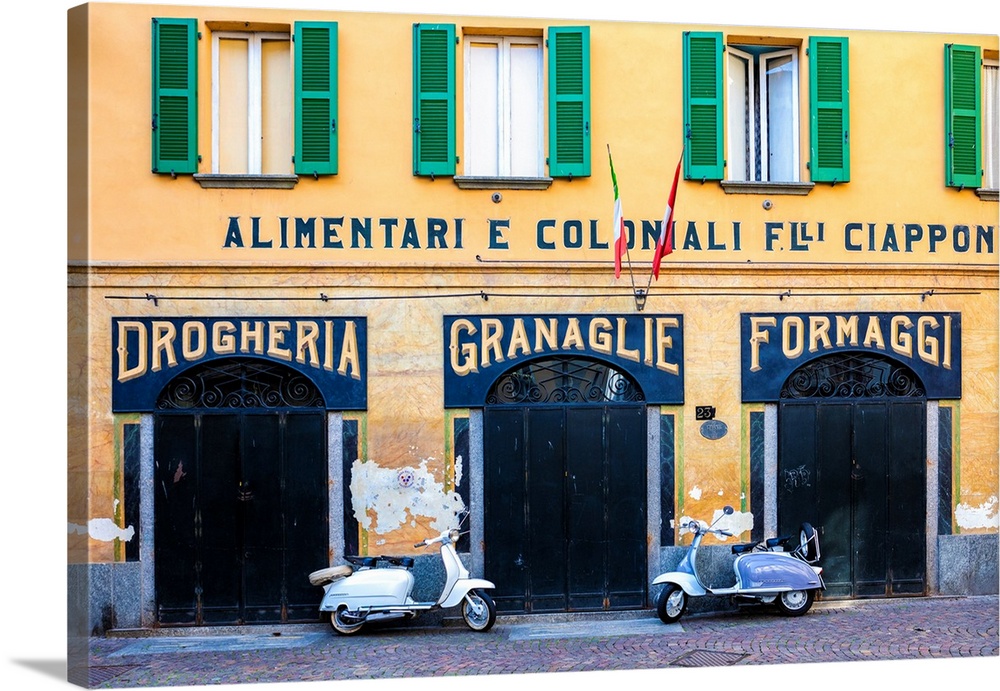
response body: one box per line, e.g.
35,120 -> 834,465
449,529 -> 460,542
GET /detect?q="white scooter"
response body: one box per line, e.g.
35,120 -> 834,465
308,514 -> 497,635
652,505 -> 824,623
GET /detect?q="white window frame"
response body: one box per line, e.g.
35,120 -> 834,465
727,47 -> 756,182
211,30 -> 290,175
726,45 -> 800,183
462,35 -> 544,178
984,57 -> 999,190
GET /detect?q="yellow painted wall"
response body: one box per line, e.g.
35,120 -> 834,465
72,3 -> 997,266
69,3 -> 998,564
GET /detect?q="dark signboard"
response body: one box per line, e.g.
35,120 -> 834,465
443,313 -> 684,407
111,316 -> 367,411
741,312 -> 961,401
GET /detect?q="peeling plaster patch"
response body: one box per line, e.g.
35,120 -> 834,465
676,509 -> 754,541
955,496 -> 999,530
688,486 -> 702,501
68,519 -> 135,542
715,509 -> 754,538
350,458 -> 465,534
454,454 -> 464,489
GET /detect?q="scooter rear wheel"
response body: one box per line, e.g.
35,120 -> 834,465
461,589 -> 497,632
775,589 -> 815,616
330,606 -> 365,635
656,585 -> 687,624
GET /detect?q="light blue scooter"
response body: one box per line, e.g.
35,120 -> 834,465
653,505 -> 824,623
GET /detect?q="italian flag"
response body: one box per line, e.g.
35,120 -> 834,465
652,151 -> 683,280
609,147 -> 627,278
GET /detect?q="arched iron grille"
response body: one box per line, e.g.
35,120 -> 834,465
156,358 -> 325,409
780,352 -> 925,399
486,356 -> 644,405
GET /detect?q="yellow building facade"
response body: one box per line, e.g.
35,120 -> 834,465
68,2 -> 998,633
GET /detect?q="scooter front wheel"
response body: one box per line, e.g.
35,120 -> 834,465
775,589 -> 815,616
330,606 -> 365,635
461,589 -> 497,632
656,585 -> 687,624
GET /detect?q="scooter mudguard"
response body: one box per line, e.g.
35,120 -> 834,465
734,553 -> 823,591
439,578 -> 495,609
651,571 -> 708,597
320,568 -> 415,612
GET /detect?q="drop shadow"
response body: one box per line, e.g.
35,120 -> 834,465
10,658 -> 67,682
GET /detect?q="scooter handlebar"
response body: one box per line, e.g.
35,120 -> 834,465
414,529 -> 462,550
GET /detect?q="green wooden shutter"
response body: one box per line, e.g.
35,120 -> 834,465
809,37 -> 850,183
295,22 -> 338,176
683,32 -> 723,181
944,44 -> 982,189
412,23 -> 455,177
547,26 -> 591,178
151,18 -> 197,174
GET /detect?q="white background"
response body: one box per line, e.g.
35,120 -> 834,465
2,1 -> 997,690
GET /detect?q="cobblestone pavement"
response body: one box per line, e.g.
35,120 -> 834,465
84,595 -> 998,689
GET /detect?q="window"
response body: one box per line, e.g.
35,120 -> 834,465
412,24 -> 590,183
464,35 -> 544,178
150,18 -> 339,183
726,46 -> 799,182
212,30 -> 292,175
983,56 -> 998,191
682,32 -> 849,188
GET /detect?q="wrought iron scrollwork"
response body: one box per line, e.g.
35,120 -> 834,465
780,353 -> 925,399
157,358 -> 324,409
487,357 -> 644,405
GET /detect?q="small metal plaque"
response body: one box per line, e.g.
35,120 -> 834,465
700,419 -> 728,440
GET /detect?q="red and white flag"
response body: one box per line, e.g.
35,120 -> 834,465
608,148 -> 627,278
652,152 -> 683,280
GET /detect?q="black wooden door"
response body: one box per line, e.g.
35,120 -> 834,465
484,405 -> 646,613
154,411 -> 327,625
778,400 -> 926,598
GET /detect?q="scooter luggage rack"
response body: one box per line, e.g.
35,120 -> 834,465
730,530 -> 820,564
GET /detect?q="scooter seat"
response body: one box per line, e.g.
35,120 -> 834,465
731,542 -> 760,554
379,556 -> 415,568
345,556 -> 378,568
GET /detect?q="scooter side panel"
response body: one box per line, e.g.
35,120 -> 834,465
735,554 -> 822,590
439,578 -> 495,608
651,571 -> 707,596
320,569 -> 416,612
